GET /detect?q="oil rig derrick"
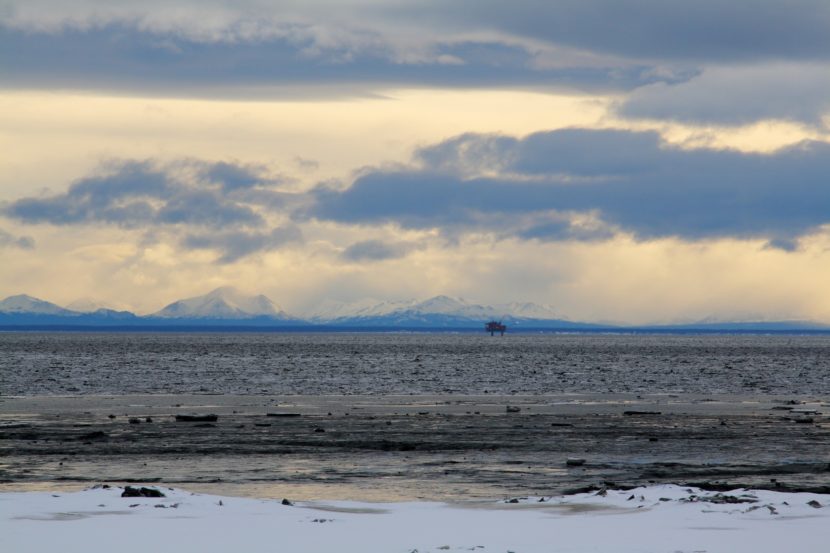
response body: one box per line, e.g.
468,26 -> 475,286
485,320 -> 507,336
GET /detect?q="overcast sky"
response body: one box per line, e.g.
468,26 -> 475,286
1,1 -> 829,322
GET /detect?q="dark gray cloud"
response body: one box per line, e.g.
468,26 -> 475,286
408,0 -> 830,63
341,239 -> 416,262
5,3 -> 828,124
309,128 -> 830,246
617,64 -> 830,126
201,161 -> 273,191
3,160 -> 270,229
181,226 -> 303,263
0,23 -> 677,97
0,228 -> 35,249
7,1 -> 830,65
516,216 -> 615,243
4,161 -> 171,227
156,190 -> 262,227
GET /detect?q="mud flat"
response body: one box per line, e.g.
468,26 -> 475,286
2,393 -> 829,501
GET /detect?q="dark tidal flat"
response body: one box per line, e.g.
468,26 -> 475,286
1,332 -> 829,500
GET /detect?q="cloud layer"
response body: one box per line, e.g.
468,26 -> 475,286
9,128 -> 830,254
6,1 -> 830,63
0,24 -> 658,97
309,129 -> 830,246
2,159 -> 299,262
4,2 -> 829,125
4,160 -> 265,228
618,63 -> 830,127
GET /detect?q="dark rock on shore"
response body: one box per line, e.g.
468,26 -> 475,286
121,486 -> 165,498
175,414 -> 218,422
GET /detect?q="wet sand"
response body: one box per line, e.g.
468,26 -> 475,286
2,393 -> 829,501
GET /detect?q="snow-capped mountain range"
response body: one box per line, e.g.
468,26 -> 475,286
304,295 -> 560,324
0,294 -> 75,316
2,288 -> 826,330
0,288 -> 576,327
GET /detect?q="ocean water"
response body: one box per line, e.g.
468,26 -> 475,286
2,332 -> 829,396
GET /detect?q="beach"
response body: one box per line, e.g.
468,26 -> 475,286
3,335 -> 829,550
4,482 -> 829,553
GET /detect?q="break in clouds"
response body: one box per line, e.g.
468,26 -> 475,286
5,128 -> 830,259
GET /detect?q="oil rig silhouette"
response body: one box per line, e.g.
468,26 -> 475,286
485,320 -> 507,336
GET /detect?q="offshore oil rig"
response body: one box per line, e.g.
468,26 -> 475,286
485,320 -> 507,336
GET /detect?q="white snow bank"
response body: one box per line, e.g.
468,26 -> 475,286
2,484 -> 827,553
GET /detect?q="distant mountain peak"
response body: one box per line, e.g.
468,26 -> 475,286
152,287 -> 289,319
0,294 -> 75,315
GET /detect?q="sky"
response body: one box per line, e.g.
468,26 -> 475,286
1,0 -> 830,323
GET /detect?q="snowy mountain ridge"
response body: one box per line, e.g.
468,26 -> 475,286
151,287 -> 291,319
0,294 -> 75,315
0,290 -> 559,323
3,290 -> 823,330
305,295 -> 559,322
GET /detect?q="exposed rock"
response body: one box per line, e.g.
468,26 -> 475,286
175,414 -> 218,422
701,493 -> 757,504
121,486 -> 165,498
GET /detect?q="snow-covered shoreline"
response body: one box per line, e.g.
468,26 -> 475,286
3,484 -> 827,553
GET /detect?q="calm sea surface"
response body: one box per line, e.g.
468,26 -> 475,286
2,332 -> 829,396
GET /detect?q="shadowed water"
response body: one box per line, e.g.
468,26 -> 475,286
2,332 -> 829,396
